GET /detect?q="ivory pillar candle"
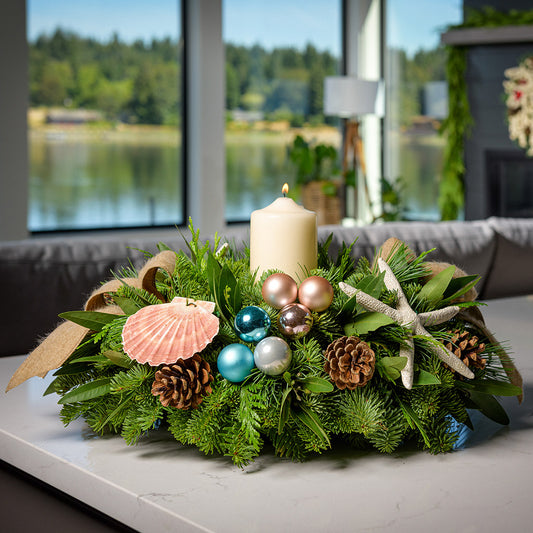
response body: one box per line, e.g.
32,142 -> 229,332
250,185 -> 317,281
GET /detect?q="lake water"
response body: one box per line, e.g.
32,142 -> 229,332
28,131 -> 443,231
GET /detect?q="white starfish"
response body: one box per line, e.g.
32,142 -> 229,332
339,257 -> 475,389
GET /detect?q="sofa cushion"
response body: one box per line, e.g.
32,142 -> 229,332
318,220 -> 496,297
483,217 -> 533,299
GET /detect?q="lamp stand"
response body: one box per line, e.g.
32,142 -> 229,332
342,119 -> 371,222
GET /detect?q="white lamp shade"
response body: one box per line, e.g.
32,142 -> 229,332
324,76 -> 382,118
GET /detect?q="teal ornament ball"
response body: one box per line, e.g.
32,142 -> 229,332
254,336 -> 292,376
234,305 -> 271,342
217,344 -> 255,383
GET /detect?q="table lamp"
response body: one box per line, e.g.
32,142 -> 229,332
324,76 -> 381,221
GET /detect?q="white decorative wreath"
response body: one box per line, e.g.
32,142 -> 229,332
503,56 -> 533,156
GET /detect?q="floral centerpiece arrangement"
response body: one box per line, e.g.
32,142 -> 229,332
504,56 -> 533,155
7,218 -> 522,467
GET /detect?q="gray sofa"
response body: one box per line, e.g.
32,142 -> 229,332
1,217 -> 532,358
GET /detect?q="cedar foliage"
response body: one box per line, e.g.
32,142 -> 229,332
50,223 -> 521,467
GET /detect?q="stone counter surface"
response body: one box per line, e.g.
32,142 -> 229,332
1,296 -> 533,532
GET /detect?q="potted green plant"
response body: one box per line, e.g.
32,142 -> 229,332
287,135 -> 342,225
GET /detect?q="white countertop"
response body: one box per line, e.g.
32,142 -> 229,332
1,296 -> 533,533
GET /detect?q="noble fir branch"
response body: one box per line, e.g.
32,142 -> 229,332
114,284 -> 162,308
267,426 -> 308,462
222,422 -> 262,467
365,406 -> 407,453
423,412 -> 460,454
383,247 -> 432,285
181,217 -> 221,269
336,386 -> 391,438
110,364 -> 155,394
290,337 -> 326,372
171,252 -> 210,301
173,378 -> 238,456
95,316 -> 128,353
236,384 -> 263,450
121,398 -> 165,445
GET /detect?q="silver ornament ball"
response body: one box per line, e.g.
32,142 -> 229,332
254,336 -> 292,376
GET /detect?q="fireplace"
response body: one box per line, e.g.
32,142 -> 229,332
486,150 -> 533,218
441,1 -> 533,220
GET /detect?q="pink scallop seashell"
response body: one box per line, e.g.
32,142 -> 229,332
122,297 -> 219,366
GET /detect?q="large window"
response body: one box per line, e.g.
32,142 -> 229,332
385,0 -> 462,220
27,0 -> 183,231
223,0 -> 342,221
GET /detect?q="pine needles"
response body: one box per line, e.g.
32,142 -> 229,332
48,224 -> 522,467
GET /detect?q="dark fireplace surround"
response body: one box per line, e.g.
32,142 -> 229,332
442,8 -> 533,219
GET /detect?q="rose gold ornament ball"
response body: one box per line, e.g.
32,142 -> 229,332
298,276 -> 334,312
262,273 -> 298,309
278,303 -> 313,338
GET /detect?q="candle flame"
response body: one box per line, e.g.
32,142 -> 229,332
282,183 -> 289,196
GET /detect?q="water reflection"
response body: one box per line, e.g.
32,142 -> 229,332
29,132 -> 443,231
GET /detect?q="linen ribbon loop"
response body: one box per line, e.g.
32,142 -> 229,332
6,251 -> 177,392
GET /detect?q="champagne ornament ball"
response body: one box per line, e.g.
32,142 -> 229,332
262,273 -> 298,309
298,276 -> 334,312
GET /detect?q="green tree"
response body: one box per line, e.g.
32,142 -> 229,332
226,63 -> 240,110
129,63 -> 162,124
36,60 -> 74,106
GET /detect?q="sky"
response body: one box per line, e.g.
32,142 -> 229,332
28,0 -> 462,57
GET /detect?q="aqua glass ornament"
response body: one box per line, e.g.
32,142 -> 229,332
217,344 -> 255,383
234,305 -> 271,342
254,336 -> 292,376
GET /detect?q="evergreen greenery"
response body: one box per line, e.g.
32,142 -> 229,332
47,222 -> 521,467
440,7 -> 533,220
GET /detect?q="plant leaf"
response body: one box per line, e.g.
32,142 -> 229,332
396,396 -> 431,448
278,387 -> 291,434
294,404 -> 330,447
58,378 -> 112,404
376,356 -> 407,381
53,363 -> 92,376
441,274 -> 480,304
59,311 -> 122,331
466,390 -> 509,425
220,264 -> 242,316
300,376 -> 334,393
112,295 -> 141,315
102,350 -> 133,368
418,265 -> 456,305
413,369 -> 441,386
456,379 -> 522,397
43,378 -> 59,396
206,252 -> 221,299
344,312 -> 395,335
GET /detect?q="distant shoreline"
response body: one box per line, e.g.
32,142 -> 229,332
28,122 -> 343,146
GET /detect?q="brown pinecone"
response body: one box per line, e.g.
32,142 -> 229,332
324,336 -> 375,390
151,354 -> 213,409
444,330 -> 486,374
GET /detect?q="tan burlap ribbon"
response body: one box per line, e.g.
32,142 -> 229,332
6,250 -> 177,392
376,238 -> 523,402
